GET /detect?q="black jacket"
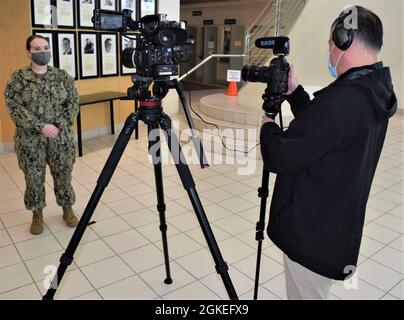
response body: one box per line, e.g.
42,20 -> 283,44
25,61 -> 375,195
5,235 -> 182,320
260,63 -> 397,280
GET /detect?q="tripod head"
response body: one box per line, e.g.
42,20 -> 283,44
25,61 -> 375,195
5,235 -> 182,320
127,74 -> 209,168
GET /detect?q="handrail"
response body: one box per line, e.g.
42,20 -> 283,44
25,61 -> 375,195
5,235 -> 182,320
246,0 -> 274,35
178,54 -> 247,82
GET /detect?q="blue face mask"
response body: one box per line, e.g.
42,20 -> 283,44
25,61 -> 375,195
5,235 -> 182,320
328,45 -> 345,78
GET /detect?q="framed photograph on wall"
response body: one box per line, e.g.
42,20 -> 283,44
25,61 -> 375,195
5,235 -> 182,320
56,0 -> 76,28
57,32 -> 78,80
120,34 -> 137,75
140,0 -> 157,17
78,0 -> 96,29
120,0 -> 137,20
31,0 -> 56,28
100,33 -> 118,77
99,0 -> 117,11
33,31 -> 57,67
79,32 -> 99,79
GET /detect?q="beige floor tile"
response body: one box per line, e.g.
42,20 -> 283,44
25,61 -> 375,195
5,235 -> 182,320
81,256 -> 135,289
120,244 -> 166,273
121,208 -> 159,228
357,259 -> 402,292
213,215 -> 254,236
155,233 -> 203,259
162,281 -> 220,300
73,290 -> 103,300
103,229 -> 150,254
137,221 -> 181,242
38,269 -> 94,300
25,250 -> 77,282
331,278 -> 385,300
74,239 -> 115,267
139,262 -> 195,296
0,283 -> 41,300
0,244 -> 22,268
0,229 -> 12,247
175,248 -> 216,279
371,246 -> 403,274
0,263 -> 33,294
107,198 -> 145,215
89,216 -> 132,238
200,267 -> 254,299
54,227 -> 99,249
262,273 -> 287,300
15,234 -> 62,260
363,222 -> 400,244
217,237 -> 255,264
233,253 -> 284,284
98,275 -> 158,300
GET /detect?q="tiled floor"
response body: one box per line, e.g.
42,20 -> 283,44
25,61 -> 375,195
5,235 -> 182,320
0,111 -> 402,300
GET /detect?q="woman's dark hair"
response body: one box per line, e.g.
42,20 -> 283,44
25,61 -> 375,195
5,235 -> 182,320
26,35 -> 49,51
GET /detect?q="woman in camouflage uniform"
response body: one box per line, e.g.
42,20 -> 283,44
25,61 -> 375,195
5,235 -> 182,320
4,35 -> 79,235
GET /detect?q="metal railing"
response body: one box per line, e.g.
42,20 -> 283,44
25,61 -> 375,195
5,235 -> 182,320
178,0 -> 307,82
178,54 -> 247,82
245,0 -> 307,65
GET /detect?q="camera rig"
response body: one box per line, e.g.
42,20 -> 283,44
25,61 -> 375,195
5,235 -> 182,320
242,36 -> 290,119
42,10 -> 239,301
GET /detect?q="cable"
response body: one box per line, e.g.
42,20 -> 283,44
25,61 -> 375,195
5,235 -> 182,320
181,83 -> 261,155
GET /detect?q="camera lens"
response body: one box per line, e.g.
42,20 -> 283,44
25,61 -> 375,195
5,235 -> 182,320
158,30 -> 175,46
242,65 -> 270,83
122,47 -> 137,69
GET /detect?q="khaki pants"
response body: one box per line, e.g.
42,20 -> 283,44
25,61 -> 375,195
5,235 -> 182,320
284,254 -> 333,300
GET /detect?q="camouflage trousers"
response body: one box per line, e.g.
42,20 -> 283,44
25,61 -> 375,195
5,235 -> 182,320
15,132 -> 76,211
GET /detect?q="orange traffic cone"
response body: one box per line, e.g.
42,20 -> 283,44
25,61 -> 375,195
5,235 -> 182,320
225,81 -> 238,96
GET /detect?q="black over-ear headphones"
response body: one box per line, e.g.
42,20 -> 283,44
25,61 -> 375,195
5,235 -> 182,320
332,10 -> 354,51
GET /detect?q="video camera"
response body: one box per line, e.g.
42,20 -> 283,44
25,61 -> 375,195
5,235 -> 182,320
242,37 -> 290,119
93,9 -> 193,81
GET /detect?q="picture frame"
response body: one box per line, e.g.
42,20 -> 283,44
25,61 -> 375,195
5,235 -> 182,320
56,32 -> 78,80
78,32 -> 100,79
33,30 -> 58,68
140,0 -> 157,17
56,0 -> 76,29
99,0 -> 117,11
31,0 -> 56,28
120,0 -> 137,21
78,0 -> 96,29
100,33 -> 118,77
120,34 -> 137,75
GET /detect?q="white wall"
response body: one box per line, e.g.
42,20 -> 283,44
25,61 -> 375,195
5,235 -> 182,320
181,2 -> 267,80
240,0 -> 403,113
158,0 -> 180,115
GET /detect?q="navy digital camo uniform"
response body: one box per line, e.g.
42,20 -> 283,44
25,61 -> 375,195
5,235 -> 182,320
4,66 -> 79,211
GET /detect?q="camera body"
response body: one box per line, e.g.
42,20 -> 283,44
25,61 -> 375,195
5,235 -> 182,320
242,37 -> 290,96
242,56 -> 289,96
242,37 -> 290,118
93,9 -> 192,79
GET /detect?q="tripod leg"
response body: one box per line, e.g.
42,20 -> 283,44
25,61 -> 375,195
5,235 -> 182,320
148,124 -> 172,284
43,113 -> 139,300
159,114 -> 238,300
172,79 -> 209,169
253,168 -> 270,300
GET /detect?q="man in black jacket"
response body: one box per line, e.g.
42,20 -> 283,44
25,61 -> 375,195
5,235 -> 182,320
260,6 -> 397,299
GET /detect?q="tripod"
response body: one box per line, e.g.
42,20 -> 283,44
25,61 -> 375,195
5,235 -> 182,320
43,81 -> 238,300
253,91 -> 285,300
